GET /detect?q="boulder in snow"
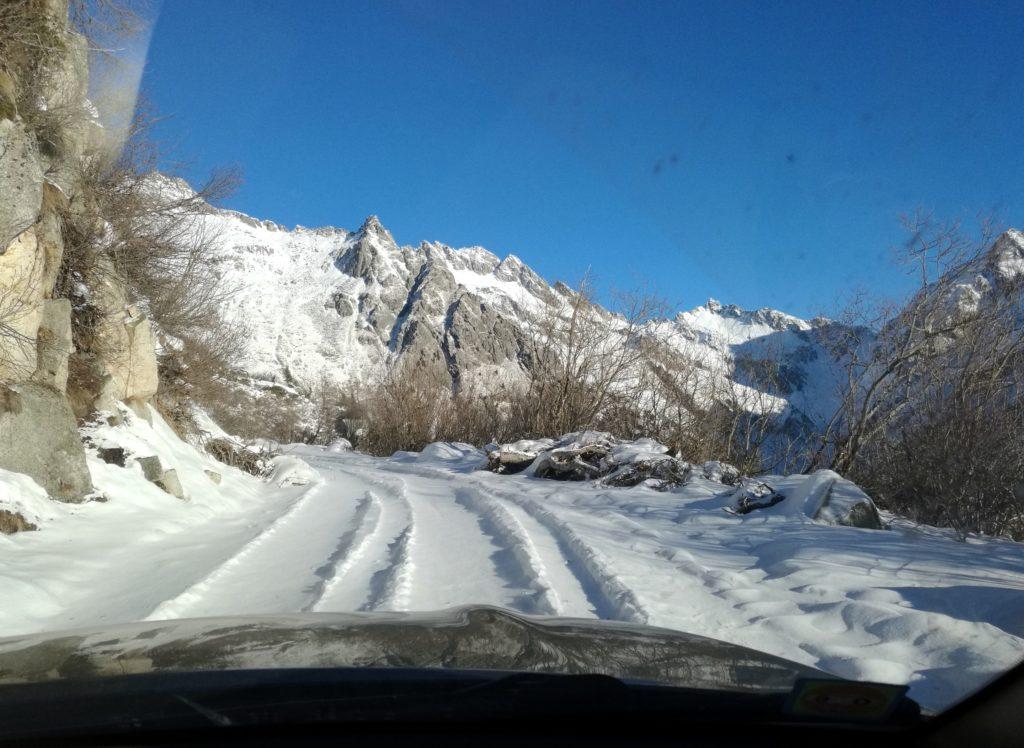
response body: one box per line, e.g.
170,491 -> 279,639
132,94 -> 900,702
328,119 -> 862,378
97,446 -> 127,466
485,447 -> 539,474
702,461 -> 742,486
812,475 -> 883,529
488,433 -> 694,489
156,468 -> 186,500
531,443 -> 611,481
0,382 -> 93,501
735,470 -> 884,529
601,457 -> 691,490
725,480 -> 786,514
135,455 -> 164,483
135,455 -> 186,499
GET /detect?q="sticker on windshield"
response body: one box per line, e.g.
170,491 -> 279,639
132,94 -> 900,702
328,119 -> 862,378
785,679 -> 910,721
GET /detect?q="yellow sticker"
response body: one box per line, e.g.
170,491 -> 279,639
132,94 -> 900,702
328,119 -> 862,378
786,679 -> 909,721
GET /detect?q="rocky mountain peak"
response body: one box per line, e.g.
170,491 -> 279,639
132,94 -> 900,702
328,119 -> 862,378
356,214 -> 393,243
989,228 -> 1024,285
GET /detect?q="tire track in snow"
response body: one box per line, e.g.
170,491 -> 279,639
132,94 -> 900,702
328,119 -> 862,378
330,459 -> 551,613
453,487 -> 560,615
311,468 -> 415,613
470,482 -> 652,625
144,479 -> 328,621
361,523 -> 414,611
304,492 -> 379,612
349,458 -> 648,622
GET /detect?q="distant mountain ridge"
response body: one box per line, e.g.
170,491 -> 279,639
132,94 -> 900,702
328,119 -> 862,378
148,178 -> 850,438
161,175 -> 1022,445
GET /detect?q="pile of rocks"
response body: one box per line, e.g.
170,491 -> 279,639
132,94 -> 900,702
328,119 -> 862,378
485,432 -> 744,492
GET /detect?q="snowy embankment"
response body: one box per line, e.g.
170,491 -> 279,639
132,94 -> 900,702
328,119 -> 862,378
1,412 -> 1023,713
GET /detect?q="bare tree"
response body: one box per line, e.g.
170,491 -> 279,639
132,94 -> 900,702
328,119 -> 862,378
515,275 -> 663,437
819,214 -> 1024,538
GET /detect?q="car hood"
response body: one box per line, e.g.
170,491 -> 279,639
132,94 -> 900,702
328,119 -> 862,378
0,606 -> 822,692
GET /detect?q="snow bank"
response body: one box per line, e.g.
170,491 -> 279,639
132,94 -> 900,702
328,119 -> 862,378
0,402 -> 317,635
265,456 -> 320,487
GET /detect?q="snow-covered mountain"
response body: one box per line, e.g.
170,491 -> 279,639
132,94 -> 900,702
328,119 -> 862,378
172,180 -> 856,438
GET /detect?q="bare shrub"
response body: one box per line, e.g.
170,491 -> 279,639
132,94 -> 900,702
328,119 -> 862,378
49,92 -> 246,429
0,509 -> 37,534
514,276 -> 663,437
821,214 -> 1024,538
205,437 -> 275,477
628,333 -> 810,475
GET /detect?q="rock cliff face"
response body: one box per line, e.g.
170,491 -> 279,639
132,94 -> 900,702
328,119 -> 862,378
0,0 -> 159,500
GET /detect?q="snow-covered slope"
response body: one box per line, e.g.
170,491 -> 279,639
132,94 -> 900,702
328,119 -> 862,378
161,178 -> 1021,456
167,180 -> 859,441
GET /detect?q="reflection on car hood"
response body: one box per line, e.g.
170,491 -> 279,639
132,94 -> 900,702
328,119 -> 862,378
0,606 -> 822,691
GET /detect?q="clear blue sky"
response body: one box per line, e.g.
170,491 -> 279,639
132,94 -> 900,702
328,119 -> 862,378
139,0 -> 1023,318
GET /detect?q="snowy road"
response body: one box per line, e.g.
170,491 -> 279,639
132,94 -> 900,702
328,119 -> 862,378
146,450 -> 599,621
3,414 -> 1024,713
131,443 -> 1024,715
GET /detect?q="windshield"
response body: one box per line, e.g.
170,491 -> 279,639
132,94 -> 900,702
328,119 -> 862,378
0,0 -> 1022,726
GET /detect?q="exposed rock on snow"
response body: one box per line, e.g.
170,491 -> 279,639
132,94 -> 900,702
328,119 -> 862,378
484,438 -> 553,474
131,454 -> 185,499
808,471 -> 883,530
726,480 -> 786,514
156,468 -> 185,500
96,446 -> 127,466
602,457 -> 692,489
485,433 -> 883,527
0,509 -> 36,534
488,433 -> 722,492
135,454 -> 163,483
988,227 -> 1024,285
701,460 -> 742,486
0,382 -> 93,500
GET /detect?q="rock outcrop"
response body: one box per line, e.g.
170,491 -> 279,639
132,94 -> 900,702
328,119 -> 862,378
88,257 -> 160,419
0,119 -> 44,250
0,0 -> 160,500
0,381 -> 92,500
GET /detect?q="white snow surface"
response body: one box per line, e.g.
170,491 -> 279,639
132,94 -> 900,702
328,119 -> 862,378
1,417 -> 1023,713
